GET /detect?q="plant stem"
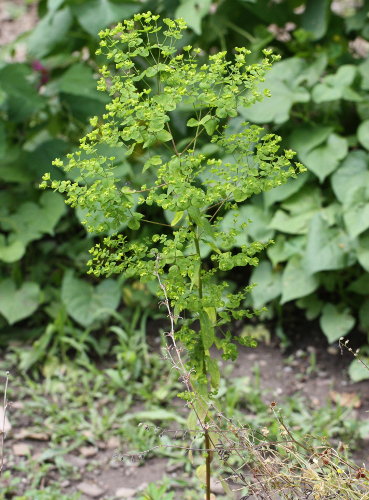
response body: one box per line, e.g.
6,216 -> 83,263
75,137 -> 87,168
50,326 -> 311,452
205,428 -> 211,500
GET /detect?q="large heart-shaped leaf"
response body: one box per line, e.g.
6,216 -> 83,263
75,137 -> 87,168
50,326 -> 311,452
312,65 -> 359,103
281,255 -> 319,304
331,151 -> 369,204
0,235 -> 25,263
240,58 -> 310,124
343,185 -> 369,238
250,261 -> 282,308
72,0 -> 140,37
305,214 -> 352,274
61,271 -> 121,327
0,280 -> 40,325
175,0 -> 212,35
320,304 -> 355,343
358,120 -> 369,150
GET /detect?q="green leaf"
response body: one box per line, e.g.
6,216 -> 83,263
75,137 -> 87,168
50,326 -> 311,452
175,0 -> 212,35
2,192 -> 67,246
281,255 -> 319,304
207,358 -> 220,389
270,210 -> 316,235
27,7 -> 73,58
221,204 -> 274,246
320,304 -> 355,343
61,271 -> 120,327
48,64 -> 106,101
348,274 -> 369,295
0,280 -> 40,325
296,295 -> 323,321
357,232 -> 369,272
264,174 -> 308,207
331,151 -> 369,204
0,64 -> 44,122
348,359 -> 369,383
305,214 -> 351,274
156,129 -> 172,142
357,120 -> 369,151
199,311 -> 215,350
170,211 -> 184,226
204,117 -> 218,136
267,235 -> 306,266
343,185 -> 369,238
0,236 -> 25,263
72,0 -> 140,37
240,58 -> 310,124
250,261 -> 282,308
312,65 -> 358,103
298,134 -> 348,182
187,118 -> 199,127
301,0 -> 331,40
124,409 -> 185,424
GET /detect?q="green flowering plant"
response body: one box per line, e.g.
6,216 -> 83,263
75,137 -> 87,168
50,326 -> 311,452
41,12 -> 303,395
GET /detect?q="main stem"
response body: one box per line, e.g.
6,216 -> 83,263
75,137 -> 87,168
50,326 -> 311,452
191,220 -> 211,500
204,428 -> 211,500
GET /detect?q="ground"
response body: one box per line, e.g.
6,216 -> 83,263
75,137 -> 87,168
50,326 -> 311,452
1,331 -> 369,499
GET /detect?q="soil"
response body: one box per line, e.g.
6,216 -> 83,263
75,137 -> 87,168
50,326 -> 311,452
2,336 -> 369,499
0,0 -> 38,60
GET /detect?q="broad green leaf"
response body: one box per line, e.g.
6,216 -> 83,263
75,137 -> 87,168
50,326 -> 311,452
305,214 -> 352,274
290,125 -> 332,158
270,210 -> 317,235
196,464 -> 207,485
0,236 -> 25,263
199,311 -> 215,350
267,235 -> 306,266
251,261 -> 282,308
296,295 -> 323,320
357,232 -> 369,272
61,271 -> 120,327
171,211 -> 184,226
359,298 -> 369,330
221,204 -> 273,246
72,0 -> 140,36
299,134 -> 348,182
0,280 -> 40,325
240,58 -> 310,124
358,120 -> 369,150
359,58 -> 369,90
27,7 -> 73,59
48,64 -> 106,101
343,186 -> 369,238
320,304 -> 355,343
301,0 -> 331,40
348,359 -> 369,383
348,274 -> 369,295
264,174 -> 308,207
312,65 -> 357,103
281,185 -> 322,215
0,64 -> 44,122
2,192 -> 67,245
207,358 -> 220,389
281,255 -> 319,304
331,151 -> 369,204
175,0 -> 212,35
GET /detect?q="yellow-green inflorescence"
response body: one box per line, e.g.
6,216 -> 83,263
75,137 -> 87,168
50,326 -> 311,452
40,12 -> 304,390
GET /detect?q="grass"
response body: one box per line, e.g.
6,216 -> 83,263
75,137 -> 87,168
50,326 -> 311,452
0,325 -> 368,499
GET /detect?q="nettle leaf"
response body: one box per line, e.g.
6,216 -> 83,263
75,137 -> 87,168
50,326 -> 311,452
320,304 -> 355,343
358,120 -> 369,150
343,185 -> 369,238
0,280 -> 40,325
305,214 -> 352,274
331,150 -> 369,204
281,255 -> 319,304
61,271 -> 121,328
312,65 -> 359,103
175,0 -> 212,35
240,58 -> 310,124
250,261 -> 282,308
290,127 -> 348,182
72,0 -> 140,36
27,7 -> 73,58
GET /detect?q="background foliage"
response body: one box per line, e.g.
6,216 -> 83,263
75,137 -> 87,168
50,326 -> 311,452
1,0 -> 369,377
